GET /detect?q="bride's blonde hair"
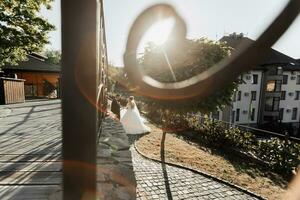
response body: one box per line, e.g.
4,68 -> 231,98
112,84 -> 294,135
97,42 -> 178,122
128,96 -> 135,109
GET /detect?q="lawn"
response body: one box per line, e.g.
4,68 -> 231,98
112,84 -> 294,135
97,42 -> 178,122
136,123 -> 289,200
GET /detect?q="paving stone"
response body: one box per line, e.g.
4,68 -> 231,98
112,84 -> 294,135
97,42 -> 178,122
0,108 -> 11,118
102,137 -> 130,151
0,100 -> 262,200
131,147 -> 261,200
98,147 -> 112,158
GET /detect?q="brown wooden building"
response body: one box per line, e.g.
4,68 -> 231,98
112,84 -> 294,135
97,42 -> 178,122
2,53 -> 60,99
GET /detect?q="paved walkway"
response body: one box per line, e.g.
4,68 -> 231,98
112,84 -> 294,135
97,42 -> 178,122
0,100 -> 61,200
132,146 -> 259,200
0,100 -> 260,199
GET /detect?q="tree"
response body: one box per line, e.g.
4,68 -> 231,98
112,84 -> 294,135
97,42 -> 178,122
44,49 -> 61,65
137,38 -> 237,128
107,63 -> 130,94
0,0 -> 55,67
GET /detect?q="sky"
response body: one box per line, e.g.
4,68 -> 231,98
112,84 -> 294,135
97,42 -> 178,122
41,0 -> 300,66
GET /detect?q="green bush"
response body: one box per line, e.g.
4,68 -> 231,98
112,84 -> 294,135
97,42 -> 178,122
187,117 -> 256,150
143,106 -> 300,175
144,105 -> 162,124
187,116 -> 300,175
144,109 -> 190,131
255,138 -> 300,173
224,127 -> 257,152
163,113 -> 190,132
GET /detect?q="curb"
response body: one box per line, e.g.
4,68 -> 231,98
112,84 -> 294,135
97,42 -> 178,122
134,140 -> 266,200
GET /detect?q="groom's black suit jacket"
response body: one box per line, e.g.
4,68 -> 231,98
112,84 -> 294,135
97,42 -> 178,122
111,98 -> 121,119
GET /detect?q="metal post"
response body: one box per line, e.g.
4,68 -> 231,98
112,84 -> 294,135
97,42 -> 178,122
61,0 -> 100,199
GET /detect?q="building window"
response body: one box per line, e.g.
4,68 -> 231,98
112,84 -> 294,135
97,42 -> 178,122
252,74 -> 258,84
279,108 -> 284,120
297,75 -> 300,85
266,80 -> 281,92
273,97 -> 280,111
265,97 -> 280,111
233,91 -> 237,102
275,80 -> 282,92
266,80 -> 275,92
231,111 -> 235,123
250,108 -> 255,121
265,97 -> 273,111
295,91 -> 300,100
236,109 -> 240,121
281,91 -> 286,100
283,75 -> 288,85
292,108 -> 298,120
24,84 -> 38,97
237,91 -> 241,101
251,91 -> 256,101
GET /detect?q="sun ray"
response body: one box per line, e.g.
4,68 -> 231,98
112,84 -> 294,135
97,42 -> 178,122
162,49 -> 177,82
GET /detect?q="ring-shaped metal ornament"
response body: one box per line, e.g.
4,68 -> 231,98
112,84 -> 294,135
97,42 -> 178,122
124,1 -> 300,101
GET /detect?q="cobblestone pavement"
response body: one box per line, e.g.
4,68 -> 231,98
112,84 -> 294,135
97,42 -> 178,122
0,100 -> 261,199
131,146 -> 260,200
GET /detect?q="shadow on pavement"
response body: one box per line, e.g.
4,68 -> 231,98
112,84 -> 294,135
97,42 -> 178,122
161,131 -> 173,200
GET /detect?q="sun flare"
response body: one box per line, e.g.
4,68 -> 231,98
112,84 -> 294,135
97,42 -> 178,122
141,18 -> 175,46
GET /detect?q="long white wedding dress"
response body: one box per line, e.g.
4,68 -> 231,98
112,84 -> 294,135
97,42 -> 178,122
120,103 -> 151,134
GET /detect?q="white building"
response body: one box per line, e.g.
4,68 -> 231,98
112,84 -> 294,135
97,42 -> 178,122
231,71 -> 263,125
278,71 -> 300,123
213,35 -> 300,136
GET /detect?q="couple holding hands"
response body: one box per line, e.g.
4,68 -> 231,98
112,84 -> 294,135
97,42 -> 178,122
111,94 -> 150,134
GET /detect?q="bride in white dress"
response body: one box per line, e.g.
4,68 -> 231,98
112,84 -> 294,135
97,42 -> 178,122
120,96 -> 151,134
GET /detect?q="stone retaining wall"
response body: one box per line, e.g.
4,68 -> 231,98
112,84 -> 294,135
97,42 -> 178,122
97,117 -> 136,200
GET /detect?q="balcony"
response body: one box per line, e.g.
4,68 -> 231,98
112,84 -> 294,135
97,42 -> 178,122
264,110 -> 280,117
265,91 -> 281,98
266,75 -> 283,81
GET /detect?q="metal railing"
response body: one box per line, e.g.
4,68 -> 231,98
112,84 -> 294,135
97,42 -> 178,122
198,116 -> 300,143
61,0 -> 107,199
124,1 -> 300,102
60,0 -> 300,199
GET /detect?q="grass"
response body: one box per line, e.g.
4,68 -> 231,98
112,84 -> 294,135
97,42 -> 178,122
136,123 -> 289,200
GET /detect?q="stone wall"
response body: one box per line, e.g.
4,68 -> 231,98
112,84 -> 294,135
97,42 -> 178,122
97,117 -> 136,200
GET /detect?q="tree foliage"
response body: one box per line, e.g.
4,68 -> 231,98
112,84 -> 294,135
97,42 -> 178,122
44,49 -> 61,65
138,38 -> 237,115
0,0 -> 55,67
107,64 -> 128,93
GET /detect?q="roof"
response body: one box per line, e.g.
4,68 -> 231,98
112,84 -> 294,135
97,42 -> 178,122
220,35 -> 300,70
3,54 -> 61,73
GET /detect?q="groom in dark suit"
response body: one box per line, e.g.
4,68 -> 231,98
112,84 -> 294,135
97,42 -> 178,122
111,94 -> 121,119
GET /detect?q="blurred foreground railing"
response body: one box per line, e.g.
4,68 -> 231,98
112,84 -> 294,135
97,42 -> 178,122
61,0 -> 107,199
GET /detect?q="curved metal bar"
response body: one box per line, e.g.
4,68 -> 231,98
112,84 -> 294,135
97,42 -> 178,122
124,1 -> 300,101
